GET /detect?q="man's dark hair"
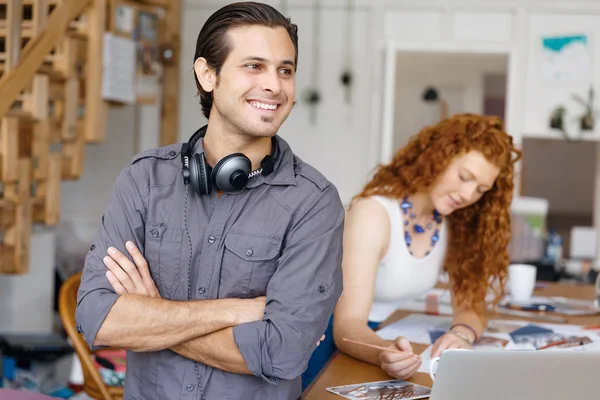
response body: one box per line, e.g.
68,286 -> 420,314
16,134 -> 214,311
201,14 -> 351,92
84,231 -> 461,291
193,2 -> 299,119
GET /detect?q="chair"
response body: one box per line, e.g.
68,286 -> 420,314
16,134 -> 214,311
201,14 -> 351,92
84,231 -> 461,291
58,272 -> 124,400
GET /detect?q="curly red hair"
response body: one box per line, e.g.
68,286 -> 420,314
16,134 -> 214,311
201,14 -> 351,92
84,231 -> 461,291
352,113 -> 522,316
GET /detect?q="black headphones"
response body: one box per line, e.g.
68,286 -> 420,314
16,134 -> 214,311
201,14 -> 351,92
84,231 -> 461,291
181,125 -> 279,195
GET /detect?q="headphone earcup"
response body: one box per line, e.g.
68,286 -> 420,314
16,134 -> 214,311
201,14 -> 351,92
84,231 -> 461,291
189,153 -> 211,195
212,153 -> 251,192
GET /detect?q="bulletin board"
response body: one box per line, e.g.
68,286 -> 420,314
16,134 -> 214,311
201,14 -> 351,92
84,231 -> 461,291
105,0 -> 163,104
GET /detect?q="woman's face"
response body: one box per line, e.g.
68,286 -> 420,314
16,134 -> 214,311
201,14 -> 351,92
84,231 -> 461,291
429,150 -> 500,216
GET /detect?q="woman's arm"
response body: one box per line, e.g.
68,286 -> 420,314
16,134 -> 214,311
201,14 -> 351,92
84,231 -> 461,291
430,278 -> 487,357
332,198 -> 393,365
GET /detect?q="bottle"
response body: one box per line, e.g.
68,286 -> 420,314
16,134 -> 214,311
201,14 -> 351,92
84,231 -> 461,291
545,230 -> 563,270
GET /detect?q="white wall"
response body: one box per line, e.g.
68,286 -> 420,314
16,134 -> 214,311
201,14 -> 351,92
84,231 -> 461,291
392,52 -> 508,151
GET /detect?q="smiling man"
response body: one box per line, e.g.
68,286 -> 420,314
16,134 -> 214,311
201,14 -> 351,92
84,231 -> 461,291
75,2 -> 345,400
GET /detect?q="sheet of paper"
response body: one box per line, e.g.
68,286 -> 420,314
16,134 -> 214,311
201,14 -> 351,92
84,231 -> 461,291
376,314 -> 453,343
377,315 -> 600,347
101,32 -> 136,104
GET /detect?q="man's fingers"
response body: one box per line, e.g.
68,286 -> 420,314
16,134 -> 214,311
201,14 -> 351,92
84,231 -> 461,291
320,334 -> 326,341
125,241 -> 159,296
106,271 -> 127,295
125,241 -> 151,280
103,256 -> 136,293
107,247 -> 145,289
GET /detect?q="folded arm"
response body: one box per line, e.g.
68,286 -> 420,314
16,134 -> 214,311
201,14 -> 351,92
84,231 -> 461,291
228,185 -> 345,382
171,327 -> 251,374
75,164 -> 261,352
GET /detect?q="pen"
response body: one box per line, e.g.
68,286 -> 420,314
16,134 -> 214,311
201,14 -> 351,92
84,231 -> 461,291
341,338 -> 421,357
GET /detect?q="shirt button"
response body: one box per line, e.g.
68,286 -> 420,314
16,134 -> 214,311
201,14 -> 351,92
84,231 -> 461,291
151,229 -> 160,238
186,384 -> 194,391
318,284 -> 326,294
89,244 -> 96,251
246,248 -> 253,256
207,236 -> 216,244
198,287 -> 206,294
169,150 -> 177,157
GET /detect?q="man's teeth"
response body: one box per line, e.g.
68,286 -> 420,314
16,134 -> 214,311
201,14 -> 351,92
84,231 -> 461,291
250,101 -> 277,110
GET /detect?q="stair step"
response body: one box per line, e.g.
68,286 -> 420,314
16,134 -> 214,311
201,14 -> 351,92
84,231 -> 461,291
4,109 -> 37,122
0,200 -> 15,228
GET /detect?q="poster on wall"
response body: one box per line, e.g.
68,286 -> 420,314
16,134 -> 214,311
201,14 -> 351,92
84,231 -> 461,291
540,34 -> 592,83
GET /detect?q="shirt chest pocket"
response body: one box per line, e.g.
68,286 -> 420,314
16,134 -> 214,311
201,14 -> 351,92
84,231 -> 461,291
145,226 -> 183,299
219,232 -> 281,299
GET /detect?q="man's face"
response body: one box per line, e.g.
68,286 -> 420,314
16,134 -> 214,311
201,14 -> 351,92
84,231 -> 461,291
202,25 -> 296,138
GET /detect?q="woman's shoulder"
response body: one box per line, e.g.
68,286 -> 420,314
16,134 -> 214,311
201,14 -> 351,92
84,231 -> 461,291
352,194 -> 399,210
346,196 -> 393,224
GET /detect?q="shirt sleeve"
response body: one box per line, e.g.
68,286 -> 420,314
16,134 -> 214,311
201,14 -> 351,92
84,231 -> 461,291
75,164 -> 147,350
232,184 -> 344,383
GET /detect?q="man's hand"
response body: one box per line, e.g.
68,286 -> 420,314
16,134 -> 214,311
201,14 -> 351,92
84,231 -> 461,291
431,328 -> 473,358
104,241 -> 160,297
379,336 -> 421,380
103,241 -> 267,324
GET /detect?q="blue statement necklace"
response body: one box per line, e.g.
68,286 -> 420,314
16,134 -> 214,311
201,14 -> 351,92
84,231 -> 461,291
400,196 -> 442,256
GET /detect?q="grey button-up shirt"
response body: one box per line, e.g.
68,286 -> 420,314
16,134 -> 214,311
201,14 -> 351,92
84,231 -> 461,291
75,134 -> 344,400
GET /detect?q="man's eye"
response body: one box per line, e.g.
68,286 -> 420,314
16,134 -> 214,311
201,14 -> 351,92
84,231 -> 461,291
247,64 -> 260,70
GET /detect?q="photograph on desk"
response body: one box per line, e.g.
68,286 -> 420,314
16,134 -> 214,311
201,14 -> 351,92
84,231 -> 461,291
326,380 -> 431,400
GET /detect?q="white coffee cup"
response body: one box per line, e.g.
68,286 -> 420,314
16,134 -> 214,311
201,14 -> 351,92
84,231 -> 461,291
508,264 -> 537,302
428,349 -> 470,381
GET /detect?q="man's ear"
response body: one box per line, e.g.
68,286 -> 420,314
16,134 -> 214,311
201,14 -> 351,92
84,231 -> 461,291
194,57 -> 217,92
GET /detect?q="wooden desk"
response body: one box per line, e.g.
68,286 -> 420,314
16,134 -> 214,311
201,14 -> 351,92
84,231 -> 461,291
303,282 -> 600,399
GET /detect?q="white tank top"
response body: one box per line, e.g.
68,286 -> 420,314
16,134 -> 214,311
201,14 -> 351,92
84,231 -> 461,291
368,195 -> 448,322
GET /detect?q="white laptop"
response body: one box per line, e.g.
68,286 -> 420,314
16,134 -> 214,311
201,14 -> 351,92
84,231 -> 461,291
428,349 -> 599,400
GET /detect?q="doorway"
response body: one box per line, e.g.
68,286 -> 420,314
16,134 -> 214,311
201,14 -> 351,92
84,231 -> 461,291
376,43 -> 516,167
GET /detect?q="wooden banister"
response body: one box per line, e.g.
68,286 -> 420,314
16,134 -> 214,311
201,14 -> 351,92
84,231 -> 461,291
0,0 -> 92,119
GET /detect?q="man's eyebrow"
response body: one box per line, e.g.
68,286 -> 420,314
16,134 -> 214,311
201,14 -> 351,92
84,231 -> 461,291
241,56 -> 296,68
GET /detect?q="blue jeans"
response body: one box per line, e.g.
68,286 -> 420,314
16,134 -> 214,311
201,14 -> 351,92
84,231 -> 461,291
302,317 -> 380,391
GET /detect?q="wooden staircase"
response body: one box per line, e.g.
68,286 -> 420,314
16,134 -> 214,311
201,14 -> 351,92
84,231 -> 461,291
0,0 -> 180,274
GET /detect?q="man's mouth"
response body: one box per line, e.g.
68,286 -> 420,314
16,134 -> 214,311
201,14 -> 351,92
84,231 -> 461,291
248,100 -> 279,111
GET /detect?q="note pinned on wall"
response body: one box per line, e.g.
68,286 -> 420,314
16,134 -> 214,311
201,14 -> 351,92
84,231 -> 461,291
102,32 -> 136,104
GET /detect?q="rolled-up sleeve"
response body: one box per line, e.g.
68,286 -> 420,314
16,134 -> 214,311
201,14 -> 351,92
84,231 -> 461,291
232,184 -> 344,382
75,164 -> 147,349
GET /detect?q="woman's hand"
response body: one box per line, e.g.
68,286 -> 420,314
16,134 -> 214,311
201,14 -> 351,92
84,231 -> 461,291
431,328 -> 474,357
379,337 -> 422,380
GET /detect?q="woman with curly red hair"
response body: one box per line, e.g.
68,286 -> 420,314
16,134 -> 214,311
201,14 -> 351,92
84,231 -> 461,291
302,113 -> 521,388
